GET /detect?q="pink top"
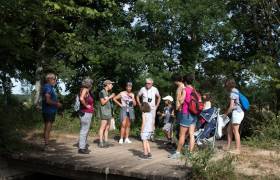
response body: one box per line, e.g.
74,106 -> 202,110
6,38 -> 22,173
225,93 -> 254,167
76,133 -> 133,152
182,86 -> 193,114
81,94 -> 94,113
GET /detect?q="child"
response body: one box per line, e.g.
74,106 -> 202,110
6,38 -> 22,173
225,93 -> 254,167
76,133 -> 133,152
158,96 -> 175,145
140,102 -> 153,159
203,93 -> 211,110
197,93 -> 212,129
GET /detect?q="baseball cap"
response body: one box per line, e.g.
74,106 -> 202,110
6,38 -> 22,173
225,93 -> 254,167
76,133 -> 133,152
162,95 -> 174,102
103,80 -> 115,86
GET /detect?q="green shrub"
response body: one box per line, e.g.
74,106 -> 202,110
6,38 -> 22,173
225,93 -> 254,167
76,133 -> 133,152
184,148 -> 236,180
244,110 -> 280,150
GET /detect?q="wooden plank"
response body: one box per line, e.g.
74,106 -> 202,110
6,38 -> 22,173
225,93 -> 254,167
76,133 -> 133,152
3,136 -> 189,180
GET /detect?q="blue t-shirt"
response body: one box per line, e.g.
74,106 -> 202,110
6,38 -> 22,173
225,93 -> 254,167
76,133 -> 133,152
42,84 -> 58,113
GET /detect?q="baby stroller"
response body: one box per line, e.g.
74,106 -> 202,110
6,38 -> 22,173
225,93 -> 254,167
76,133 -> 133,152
195,107 -> 230,148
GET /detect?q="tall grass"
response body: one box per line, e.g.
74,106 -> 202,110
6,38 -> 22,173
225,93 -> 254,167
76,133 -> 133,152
243,110 -> 280,150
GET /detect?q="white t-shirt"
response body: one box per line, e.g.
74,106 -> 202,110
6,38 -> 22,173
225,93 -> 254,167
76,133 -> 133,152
138,86 -> 160,109
203,101 -> 211,110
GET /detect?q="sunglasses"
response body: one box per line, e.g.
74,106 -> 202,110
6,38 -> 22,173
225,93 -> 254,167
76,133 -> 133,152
146,82 -> 152,85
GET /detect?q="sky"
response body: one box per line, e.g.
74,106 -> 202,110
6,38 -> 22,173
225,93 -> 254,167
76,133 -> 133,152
11,78 -> 69,95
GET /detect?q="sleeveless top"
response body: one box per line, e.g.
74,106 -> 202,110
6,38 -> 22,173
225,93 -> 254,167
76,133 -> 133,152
182,86 -> 193,114
81,93 -> 94,113
120,91 -> 134,112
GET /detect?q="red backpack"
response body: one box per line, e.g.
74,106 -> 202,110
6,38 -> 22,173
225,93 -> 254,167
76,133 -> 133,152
188,89 -> 204,115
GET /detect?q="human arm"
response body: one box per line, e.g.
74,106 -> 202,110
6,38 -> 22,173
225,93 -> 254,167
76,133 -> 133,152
45,93 -> 62,108
113,93 -> 123,107
224,99 -> 235,116
136,89 -> 143,107
79,88 -> 91,109
130,93 -> 137,106
100,91 -> 115,106
155,88 -> 161,109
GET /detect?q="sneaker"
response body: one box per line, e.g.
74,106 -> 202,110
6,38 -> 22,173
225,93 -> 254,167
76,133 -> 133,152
119,138 -> 124,144
99,142 -> 104,148
148,153 -> 152,159
78,149 -> 90,154
104,141 -> 110,147
169,152 -> 181,159
197,139 -> 203,146
124,138 -> 132,144
44,145 -> 55,152
139,154 -> 149,160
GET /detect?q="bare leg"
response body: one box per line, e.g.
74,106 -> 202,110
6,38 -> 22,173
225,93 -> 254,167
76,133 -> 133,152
125,118 -> 131,139
104,121 -> 110,142
99,120 -> 107,143
120,118 -> 126,139
188,125 -> 195,152
232,124 -> 241,151
176,126 -> 188,153
143,140 -> 148,155
146,141 -> 151,154
226,123 -> 233,150
44,121 -> 53,145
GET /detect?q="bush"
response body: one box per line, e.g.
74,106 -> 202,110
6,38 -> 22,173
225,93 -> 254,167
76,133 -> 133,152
244,112 -> 280,149
0,99 -> 41,152
184,148 -> 236,180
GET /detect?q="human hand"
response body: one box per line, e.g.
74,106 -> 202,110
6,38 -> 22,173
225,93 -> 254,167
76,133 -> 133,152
86,105 -> 91,109
110,93 -> 115,99
56,102 -> 62,108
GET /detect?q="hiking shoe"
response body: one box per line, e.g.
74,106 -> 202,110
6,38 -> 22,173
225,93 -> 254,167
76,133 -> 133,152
119,138 -> 124,144
78,149 -> 90,154
148,153 -> 152,159
139,154 -> 150,160
99,142 -> 104,148
104,141 -> 110,147
124,138 -> 132,144
168,152 -> 181,159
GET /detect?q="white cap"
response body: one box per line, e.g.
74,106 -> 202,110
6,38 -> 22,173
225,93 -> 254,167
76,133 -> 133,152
162,95 -> 174,102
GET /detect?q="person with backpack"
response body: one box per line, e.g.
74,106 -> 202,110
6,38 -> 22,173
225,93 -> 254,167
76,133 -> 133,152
98,80 -> 115,148
223,79 -> 246,154
42,73 -> 62,151
169,74 -> 200,159
78,78 -> 94,154
113,82 -> 136,144
171,74 -> 185,141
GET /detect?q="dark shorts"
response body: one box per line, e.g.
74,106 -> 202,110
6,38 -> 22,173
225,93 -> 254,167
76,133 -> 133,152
42,112 -> 56,123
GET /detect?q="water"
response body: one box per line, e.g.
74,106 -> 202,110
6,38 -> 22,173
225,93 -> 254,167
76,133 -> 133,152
23,173 -> 71,180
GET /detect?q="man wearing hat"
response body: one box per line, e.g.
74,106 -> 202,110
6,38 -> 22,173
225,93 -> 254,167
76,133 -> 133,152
98,80 -> 115,148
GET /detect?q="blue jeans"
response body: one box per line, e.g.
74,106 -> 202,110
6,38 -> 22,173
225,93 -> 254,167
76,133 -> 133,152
79,112 -> 93,149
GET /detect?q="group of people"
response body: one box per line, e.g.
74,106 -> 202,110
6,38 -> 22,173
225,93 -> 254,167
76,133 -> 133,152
41,73 -> 245,159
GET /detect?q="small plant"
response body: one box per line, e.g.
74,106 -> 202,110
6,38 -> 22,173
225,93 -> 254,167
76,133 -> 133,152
184,148 -> 236,180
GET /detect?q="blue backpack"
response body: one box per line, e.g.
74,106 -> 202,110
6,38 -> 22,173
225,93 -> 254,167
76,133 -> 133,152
234,91 -> 250,111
